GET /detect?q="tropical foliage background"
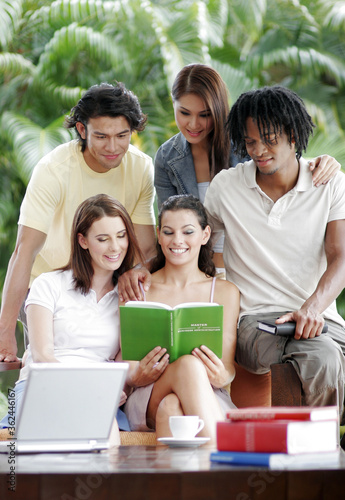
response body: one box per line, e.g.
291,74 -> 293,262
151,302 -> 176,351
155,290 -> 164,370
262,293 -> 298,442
1,0 -> 345,390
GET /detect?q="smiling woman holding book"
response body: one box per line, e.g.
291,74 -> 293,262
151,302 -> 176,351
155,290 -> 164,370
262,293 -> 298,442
0,194 -> 143,445
122,195 -> 240,443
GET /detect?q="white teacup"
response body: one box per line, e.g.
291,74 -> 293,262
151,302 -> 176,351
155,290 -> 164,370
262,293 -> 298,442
169,415 -> 204,439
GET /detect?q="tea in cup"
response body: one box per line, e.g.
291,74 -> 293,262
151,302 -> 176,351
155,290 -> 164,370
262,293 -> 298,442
169,415 -> 204,439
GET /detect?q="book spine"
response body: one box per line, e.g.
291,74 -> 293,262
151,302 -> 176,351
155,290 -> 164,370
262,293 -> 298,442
226,411 -> 313,421
210,450 -> 340,469
210,451 -> 270,466
170,311 -> 177,362
217,421 -> 288,453
226,407 -> 338,422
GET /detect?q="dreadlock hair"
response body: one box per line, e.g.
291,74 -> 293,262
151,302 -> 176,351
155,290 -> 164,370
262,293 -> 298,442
227,85 -> 315,160
150,194 -> 215,277
65,82 -> 147,152
171,64 -> 231,177
60,194 -> 143,295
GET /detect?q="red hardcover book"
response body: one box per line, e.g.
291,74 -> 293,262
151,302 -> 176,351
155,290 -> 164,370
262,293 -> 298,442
226,406 -> 338,422
216,419 -> 338,454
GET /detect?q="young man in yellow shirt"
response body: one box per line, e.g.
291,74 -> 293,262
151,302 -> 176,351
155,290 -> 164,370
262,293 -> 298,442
0,82 -> 156,361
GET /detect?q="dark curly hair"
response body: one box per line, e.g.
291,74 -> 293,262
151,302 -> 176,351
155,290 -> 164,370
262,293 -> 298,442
227,85 -> 315,160
150,194 -> 215,277
65,82 -> 147,152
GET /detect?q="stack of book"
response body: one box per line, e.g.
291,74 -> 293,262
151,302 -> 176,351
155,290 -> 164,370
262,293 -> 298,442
210,406 -> 340,469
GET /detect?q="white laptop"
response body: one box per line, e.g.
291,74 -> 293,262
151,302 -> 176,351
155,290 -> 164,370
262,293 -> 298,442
0,362 -> 128,453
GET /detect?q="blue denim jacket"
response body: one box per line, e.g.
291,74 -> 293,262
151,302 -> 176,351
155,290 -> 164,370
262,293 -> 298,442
154,133 -> 199,209
154,132 -> 244,209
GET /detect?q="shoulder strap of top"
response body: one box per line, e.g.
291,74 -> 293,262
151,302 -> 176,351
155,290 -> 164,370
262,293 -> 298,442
139,282 -> 146,301
209,276 -> 216,303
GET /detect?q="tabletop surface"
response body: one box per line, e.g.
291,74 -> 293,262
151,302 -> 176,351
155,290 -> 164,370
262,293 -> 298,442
1,444 -> 345,474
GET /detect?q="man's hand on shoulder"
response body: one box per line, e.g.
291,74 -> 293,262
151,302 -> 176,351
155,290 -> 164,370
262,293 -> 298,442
276,309 -> 325,340
0,328 -> 19,362
118,266 -> 152,302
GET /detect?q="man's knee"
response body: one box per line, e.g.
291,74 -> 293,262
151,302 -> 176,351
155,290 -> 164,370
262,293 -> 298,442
285,336 -> 345,407
287,336 -> 345,378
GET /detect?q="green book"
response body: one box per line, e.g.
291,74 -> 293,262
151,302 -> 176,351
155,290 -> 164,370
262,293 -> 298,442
120,302 -> 223,363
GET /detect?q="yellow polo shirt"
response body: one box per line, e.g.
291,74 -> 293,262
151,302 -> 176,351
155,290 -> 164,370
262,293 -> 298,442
19,140 -> 155,284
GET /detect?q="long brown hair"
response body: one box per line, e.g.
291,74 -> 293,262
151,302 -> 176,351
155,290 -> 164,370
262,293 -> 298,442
62,194 -> 143,294
150,195 -> 215,277
171,63 -> 230,178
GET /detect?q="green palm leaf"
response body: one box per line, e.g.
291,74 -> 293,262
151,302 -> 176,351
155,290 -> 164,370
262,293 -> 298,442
306,130 -> 345,168
0,0 -> 23,49
1,112 -> 73,183
246,46 -> 345,87
202,0 -> 229,48
212,60 -> 255,105
35,23 -> 124,84
322,1 -> 345,30
35,0 -> 110,27
0,52 -> 34,76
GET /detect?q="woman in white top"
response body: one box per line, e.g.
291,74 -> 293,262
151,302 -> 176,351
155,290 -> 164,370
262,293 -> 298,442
123,195 -> 240,444
1,194 -> 143,443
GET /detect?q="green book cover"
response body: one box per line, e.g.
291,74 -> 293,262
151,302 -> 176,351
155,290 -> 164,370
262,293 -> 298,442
120,302 -> 223,363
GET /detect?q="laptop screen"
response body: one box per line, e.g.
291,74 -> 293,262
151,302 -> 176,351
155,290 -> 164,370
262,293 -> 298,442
16,363 -> 128,443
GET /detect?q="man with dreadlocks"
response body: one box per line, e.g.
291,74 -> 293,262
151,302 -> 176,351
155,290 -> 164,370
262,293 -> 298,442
205,85 -> 345,417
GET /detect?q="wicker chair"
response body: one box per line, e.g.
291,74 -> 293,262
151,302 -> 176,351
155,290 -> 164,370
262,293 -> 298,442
0,427 -> 157,446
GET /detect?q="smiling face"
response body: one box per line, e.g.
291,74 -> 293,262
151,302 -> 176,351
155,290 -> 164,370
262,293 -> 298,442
78,216 -> 129,275
157,209 -> 210,267
173,93 -> 214,146
244,117 -> 297,176
76,115 -> 132,173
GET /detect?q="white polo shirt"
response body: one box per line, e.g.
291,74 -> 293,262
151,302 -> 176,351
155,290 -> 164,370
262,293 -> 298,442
19,269 -> 121,381
204,158 -> 345,326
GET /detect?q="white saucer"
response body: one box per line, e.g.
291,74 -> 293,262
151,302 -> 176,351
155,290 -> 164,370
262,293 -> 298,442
157,437 -> 210,448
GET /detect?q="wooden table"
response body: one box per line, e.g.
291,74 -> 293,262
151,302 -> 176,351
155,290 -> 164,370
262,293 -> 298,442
1,445 -> 344,500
